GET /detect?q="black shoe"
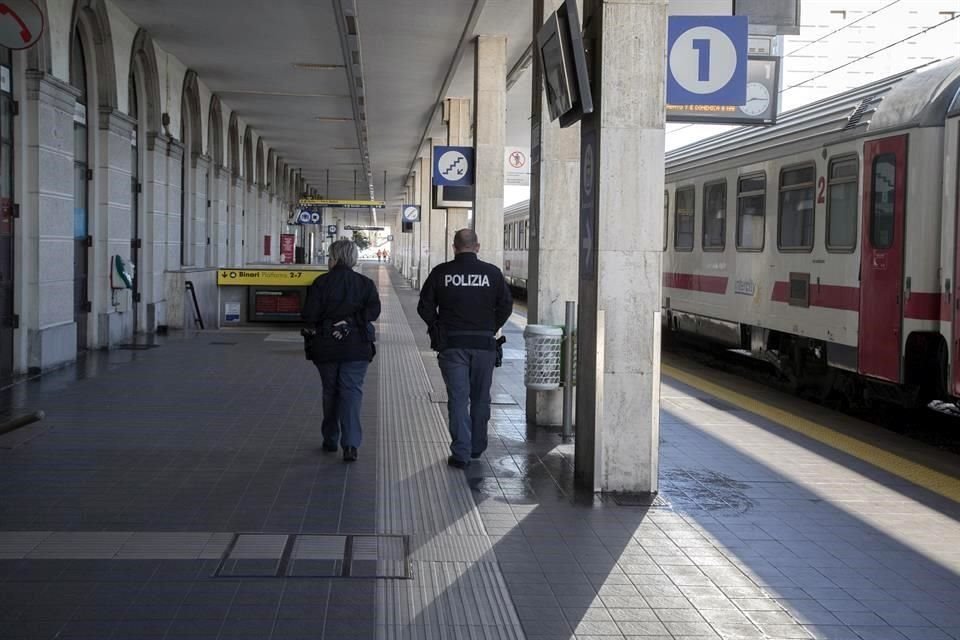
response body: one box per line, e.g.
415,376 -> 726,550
447,456 -> 468,469
322,442 -> 338,453
343,447 -> 358,462
470,451 -> 483,460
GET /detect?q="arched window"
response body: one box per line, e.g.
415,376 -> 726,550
71,27 -> 90,350
180,72 -> 203,266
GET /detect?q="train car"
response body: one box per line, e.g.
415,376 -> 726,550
663,59 -> 960,407
504,59 -> 960,407
503,200 -> 530,294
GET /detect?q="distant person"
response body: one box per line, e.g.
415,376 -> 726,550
302,239 -> 380,462
383,250 -> 389,262
417,229 -> 512,469
377,249 -> 383,262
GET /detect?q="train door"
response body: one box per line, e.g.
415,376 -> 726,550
859,134 -> 907,382
951,124 -> 960,396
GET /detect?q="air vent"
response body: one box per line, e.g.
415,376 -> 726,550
844,96 -> 878,130
789,272 -> 810,307
292,63 -> 343,70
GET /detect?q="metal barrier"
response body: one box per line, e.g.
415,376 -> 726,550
185,281 -> 205,330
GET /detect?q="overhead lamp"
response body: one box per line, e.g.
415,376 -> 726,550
293,63 -> 344,70
315,116 -> 354,122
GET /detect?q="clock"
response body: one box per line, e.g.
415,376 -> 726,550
740,82 -> 771,117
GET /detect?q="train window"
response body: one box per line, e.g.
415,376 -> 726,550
870,154 -> 896,249
702,181 -> 726,251
663,190 -> 669,251
778,165 -> 816,251
504,224 -> 510,250
736,174 -> 765,251
826,157 -> 858,252
674,186 -> 694,251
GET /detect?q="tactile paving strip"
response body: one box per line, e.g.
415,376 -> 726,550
374,268 -> 524,639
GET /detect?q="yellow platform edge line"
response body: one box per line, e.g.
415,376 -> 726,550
662,364 -> 960,504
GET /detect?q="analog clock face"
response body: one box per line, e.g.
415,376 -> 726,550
740,82 -> 771,117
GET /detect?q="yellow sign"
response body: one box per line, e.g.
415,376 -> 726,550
217,269 -> 325,286
298,198 -> 385,209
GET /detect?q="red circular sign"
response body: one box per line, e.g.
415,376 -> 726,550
509,151 -> 526,169
0,0 -> 44,50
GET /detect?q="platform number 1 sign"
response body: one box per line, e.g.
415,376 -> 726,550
666,16 -> 747,107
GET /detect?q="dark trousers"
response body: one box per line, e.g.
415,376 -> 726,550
438,348 -> 496,462
316,360 -> 369,449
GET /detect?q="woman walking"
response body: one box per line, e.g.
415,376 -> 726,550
302,239 -> 380,462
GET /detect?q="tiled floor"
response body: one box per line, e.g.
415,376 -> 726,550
0,263 -> 958,639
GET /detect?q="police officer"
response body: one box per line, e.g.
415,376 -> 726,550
418,229 -> 513,468
302,239 -> 381,462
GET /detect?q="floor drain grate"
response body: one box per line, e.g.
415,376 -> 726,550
610,492 -> 670,508
209,341 -> 239,346
213,533 -> 410,579
116,344 -> 159,350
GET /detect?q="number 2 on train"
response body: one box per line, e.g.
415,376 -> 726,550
817,176 -> 826,204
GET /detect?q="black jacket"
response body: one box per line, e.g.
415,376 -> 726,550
417,252 -> 513,351
302,265 -> 381,363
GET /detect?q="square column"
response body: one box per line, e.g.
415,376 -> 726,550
575,0 -> 667,494
527,0 -> 581,427
444,98 -> 470,257
21,72 -> 81,371
95,108 -> 137,346
417,154 -> 431,288
473,35 -> 506,269
426,138 -> 446,271
411,165 -> 424,287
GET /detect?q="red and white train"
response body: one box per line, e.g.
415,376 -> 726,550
505,59 -> 960,407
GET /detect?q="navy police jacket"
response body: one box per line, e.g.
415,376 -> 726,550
417,252 -> 513,351
302,264 -> 381,363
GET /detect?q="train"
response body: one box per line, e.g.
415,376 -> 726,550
504,58 -> 960,408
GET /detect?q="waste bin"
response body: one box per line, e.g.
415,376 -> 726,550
524,324 -> 563,391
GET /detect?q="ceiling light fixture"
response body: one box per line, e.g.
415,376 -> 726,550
315,116 -> 354,122
293,63 -> 345,70
219,90 -> 349,98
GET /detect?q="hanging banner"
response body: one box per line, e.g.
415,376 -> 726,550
280,234 -> 296,264
298,198 -> 385,209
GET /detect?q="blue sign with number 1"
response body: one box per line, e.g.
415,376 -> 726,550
667,16 -> 747,106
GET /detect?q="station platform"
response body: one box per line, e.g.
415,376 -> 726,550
1,264 -> 958,640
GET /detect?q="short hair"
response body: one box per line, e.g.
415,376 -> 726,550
329,239 -> 359,268
453,228 -> 479,251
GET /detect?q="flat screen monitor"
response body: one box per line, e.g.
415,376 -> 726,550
536,0 -> 593,127
539,13 -> 575,122
434,185 -> 474,209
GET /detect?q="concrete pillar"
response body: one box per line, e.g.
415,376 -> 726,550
411,166 -> 424,287
426,138 -> 446,271
95,108 -> 137,347
417,155 -> 432,287
444,98 -> 470,258
191,154 -> 210,267
211,164 -> 228,267
526,0 -> 582,427
575,0 -> 666,494
21,71 -> 80,371
473,35 -> 506,269
145,133 -> 171,331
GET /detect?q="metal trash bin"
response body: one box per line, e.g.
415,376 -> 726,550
524,324 -> 563,391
